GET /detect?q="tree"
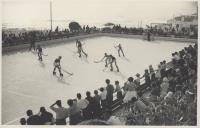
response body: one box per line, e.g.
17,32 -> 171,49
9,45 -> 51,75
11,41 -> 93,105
68,21 -> 82,32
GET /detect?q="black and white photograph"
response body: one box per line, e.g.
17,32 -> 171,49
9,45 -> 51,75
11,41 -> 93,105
1,0 -> 198,126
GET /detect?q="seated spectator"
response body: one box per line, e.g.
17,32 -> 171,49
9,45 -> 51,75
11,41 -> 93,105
20,118 -> 26,125
40,107 -> 54,125
67,99 -> 83,125
150,83 -> 160,101
50,100 -> 68,125
26,109 -> 42,125
160,77 -> 169,98
134,98 -> 148,114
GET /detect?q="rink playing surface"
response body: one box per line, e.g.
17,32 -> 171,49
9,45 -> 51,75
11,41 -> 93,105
2,36 -> 192,124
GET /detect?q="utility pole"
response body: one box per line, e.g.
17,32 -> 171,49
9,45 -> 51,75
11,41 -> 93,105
50,1 -> 53,32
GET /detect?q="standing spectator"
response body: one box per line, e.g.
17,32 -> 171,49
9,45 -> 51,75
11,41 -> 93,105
26,109 -> 42,125
40,107 -> 54,125
85,91 -> 96,119
115,81 -> 123,101
93,90 -> 101,118
99,87 -> 107,111
76,93 -> 89,120
20,118 -> 26,125
67,99 -> 83,125
123,77 -> 137,103
106,79 -> 114,111
142,69 -> 151,89
50,100 -> 68,125
135,73 -> 141,87
149,65 -> 155,78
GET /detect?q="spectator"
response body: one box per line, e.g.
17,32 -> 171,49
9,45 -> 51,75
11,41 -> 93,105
85,91 -> 96,119
20,118 -> 26,125
150,83 -> 160,101
123,77 -> 137,111
93,90 -> 101,118
105,79 -> 114,111
114,81 -> 123,101
40,107 -> 54,125
50,100 -> 68,125
76,93 -> 89,120
149,65 -> 155,78
142,69 -> 151,89
160,77 -> 169,98
67,99 -> 83,125
99,87 -> 107,111
26,109 -> 42,125
135,73 -> 141,87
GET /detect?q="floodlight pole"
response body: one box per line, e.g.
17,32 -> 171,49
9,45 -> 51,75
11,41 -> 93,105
50,1 -> 53,32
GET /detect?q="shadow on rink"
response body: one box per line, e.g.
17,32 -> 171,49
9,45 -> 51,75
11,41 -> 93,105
120,56 -> 130,62
39,61 -> 46,68
80,56 -> 89,63
53,75 -> 71,85
103,68 -> 126,80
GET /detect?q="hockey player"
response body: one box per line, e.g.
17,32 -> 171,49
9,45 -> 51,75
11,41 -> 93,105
76,40 -> 88,58
53,56 -> 63,77
99,53 -> 111,67
108,54 -> 119,72
99,53 -> 119,72
114,43 -> 125,57
36,45 -> 43,61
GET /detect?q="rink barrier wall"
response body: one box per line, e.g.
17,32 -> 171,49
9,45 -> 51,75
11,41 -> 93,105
2,33 -> 197,54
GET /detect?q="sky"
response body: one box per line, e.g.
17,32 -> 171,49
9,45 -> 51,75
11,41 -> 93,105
2,0 -> 198,30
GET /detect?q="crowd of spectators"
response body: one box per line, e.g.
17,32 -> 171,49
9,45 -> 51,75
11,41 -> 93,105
2,23 -> 197,47
2,25 -> 100,47
116,43 -> 197,125
19,43 -> 197,125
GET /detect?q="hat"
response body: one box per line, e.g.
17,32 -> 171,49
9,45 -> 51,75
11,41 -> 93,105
163,77 -> 169,82
135,73 -> 140,77
175,68 -> 180,72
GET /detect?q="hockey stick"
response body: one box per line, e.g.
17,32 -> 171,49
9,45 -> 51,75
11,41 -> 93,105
42,53 -> 48,56
61,68 -> 73,75
94,60 -> 102,63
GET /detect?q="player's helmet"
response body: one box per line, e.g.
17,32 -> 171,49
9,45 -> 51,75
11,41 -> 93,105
59,56 -> 62,59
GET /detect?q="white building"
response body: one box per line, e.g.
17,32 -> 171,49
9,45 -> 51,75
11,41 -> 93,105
167,13 -> 198,32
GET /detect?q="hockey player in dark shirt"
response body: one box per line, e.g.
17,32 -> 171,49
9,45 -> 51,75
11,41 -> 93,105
99,53 -> 119,72
36,45 -> 43,61
76,40 -> 88,58
53,56 -> 63,77
108,55 -> 119,72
